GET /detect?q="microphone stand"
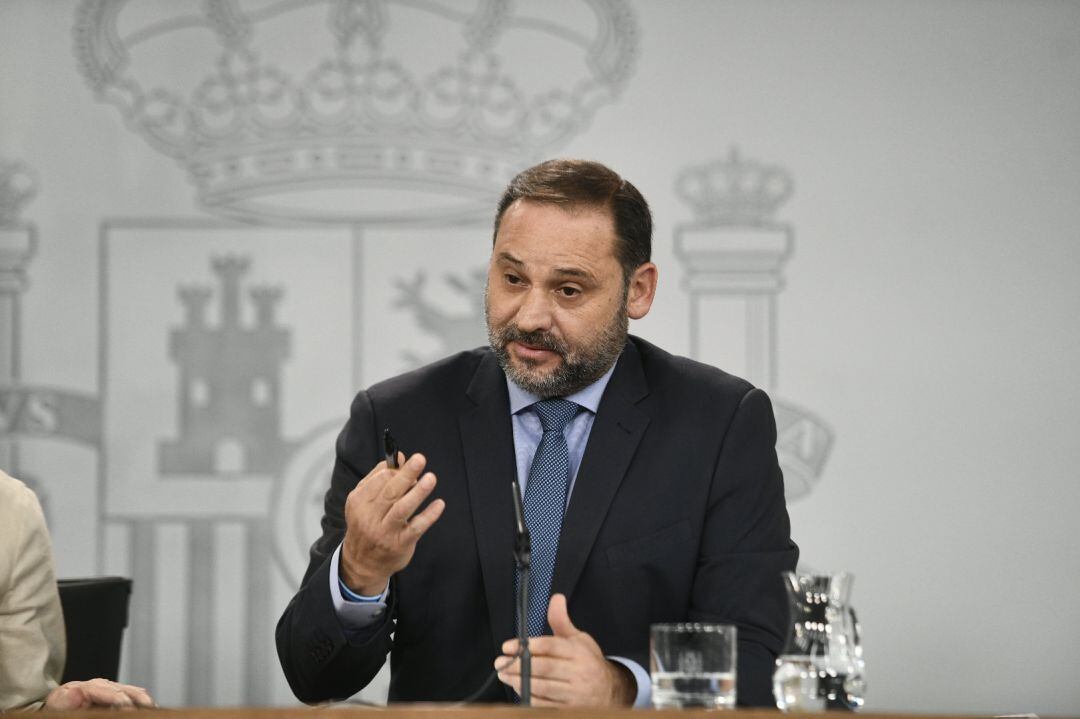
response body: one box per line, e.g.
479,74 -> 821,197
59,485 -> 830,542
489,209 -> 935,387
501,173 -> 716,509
511,480 -> 532,706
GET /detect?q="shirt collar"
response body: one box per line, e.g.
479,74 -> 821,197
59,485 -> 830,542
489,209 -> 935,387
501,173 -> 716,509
506,360 -> 618,416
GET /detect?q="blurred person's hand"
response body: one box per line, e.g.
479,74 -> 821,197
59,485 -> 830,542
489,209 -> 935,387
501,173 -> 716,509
44,678 -> 156,710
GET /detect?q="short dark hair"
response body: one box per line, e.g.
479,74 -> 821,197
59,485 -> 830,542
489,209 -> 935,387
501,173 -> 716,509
493,159 -> 652,282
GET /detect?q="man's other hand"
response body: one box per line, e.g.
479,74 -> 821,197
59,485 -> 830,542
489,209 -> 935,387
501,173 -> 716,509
495,593 -> 635,706
340,452 -> 445,596
44,679 -> 156,709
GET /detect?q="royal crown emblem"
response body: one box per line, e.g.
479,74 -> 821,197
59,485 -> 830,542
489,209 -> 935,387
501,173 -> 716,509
675,147 -> 794,227
74,0 -> 639,224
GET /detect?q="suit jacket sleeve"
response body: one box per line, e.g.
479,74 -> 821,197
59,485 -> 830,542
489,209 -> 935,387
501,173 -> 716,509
275,391 -> 395,703
0,472 -> 66,711
691,387 -> 797,706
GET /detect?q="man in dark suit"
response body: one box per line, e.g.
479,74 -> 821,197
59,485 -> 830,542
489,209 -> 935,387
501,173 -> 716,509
276,159 -> 797,707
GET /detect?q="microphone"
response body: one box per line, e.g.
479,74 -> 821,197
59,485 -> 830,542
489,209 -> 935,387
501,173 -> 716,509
448,484 -> 533,707
511,478 -> 530,567
511,479 -> 532,706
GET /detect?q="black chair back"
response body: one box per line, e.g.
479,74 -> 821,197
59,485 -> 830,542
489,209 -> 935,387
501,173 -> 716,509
56,577 -> 132,683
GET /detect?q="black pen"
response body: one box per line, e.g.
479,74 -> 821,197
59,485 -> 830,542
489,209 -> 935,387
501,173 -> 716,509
383,428 -> 399,469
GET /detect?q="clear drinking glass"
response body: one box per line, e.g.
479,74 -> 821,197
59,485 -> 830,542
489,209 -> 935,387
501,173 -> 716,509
650,623 -> 737,709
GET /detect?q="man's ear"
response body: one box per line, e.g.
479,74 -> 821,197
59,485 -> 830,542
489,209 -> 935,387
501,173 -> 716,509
626,262 -> 658,320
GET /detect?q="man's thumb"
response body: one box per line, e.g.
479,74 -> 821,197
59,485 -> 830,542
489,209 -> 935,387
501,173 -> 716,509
547,593 -> 578,637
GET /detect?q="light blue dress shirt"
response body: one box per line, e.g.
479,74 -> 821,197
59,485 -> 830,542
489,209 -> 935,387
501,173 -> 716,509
329,363 -> 651,707
506,363 -> 613,501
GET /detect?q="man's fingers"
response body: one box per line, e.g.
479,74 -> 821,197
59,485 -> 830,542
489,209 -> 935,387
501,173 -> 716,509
378,453 -> 427,502
495,671 -> 572,704
349,458 -> 392,500
385,472 -> 437,526
495,661 -> 572,704
506,634 -> 578,659
496,654 -> 576,684
530,655 -> 577,683
404,497 -> 445,539
496,668 -> 521,697
354,454 -> 425,500
341,452 -> 443,590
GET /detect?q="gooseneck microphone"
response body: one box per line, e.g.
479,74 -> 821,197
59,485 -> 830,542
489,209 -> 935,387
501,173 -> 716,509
448,480 -> 533,707
511,478 -> 532,706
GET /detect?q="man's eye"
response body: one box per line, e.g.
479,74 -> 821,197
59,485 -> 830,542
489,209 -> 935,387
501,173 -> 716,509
558,287 -> 580,297
505,274 -> 523,285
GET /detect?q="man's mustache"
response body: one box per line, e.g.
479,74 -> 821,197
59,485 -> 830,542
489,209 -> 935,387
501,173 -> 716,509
497,326 -> 567,356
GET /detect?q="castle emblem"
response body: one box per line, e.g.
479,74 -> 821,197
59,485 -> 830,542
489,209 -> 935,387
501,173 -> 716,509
159,256 -> 293,475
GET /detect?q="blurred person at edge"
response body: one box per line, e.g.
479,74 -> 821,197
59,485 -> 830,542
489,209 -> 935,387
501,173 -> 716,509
0,469 -> 155,710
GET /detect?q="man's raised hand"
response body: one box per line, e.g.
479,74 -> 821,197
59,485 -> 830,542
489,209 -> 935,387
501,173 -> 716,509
339,452 -> 445,596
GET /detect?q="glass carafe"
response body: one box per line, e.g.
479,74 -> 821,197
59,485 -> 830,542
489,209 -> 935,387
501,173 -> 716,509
773,572 -> 866,711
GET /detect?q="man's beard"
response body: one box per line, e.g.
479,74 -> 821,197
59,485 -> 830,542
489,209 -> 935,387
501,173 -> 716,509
486,291 -> 629,399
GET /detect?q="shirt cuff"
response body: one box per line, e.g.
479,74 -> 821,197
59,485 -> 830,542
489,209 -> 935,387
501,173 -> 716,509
329,544 -> 389,628
608,655 -> 651,708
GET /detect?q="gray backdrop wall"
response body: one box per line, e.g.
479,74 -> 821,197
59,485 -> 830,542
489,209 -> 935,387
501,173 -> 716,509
2,0 -> 1078,714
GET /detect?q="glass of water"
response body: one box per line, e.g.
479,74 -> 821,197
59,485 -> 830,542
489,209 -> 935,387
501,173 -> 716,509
650,623 -> 737,709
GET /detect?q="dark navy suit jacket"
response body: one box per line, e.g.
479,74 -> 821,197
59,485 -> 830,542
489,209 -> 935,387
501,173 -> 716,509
276,336 -> 797,706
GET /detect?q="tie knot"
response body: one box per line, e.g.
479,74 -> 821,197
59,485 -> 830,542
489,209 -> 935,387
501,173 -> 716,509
533,399 -> 579,433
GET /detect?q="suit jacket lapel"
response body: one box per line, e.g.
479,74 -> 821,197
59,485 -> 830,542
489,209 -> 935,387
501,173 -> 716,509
459,352 -> 518,654
552,340 -> 650,602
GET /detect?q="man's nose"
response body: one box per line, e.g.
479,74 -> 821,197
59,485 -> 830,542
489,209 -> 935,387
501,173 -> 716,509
514,288 -> 554,332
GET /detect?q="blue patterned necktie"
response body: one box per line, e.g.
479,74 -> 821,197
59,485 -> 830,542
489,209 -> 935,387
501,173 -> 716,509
518,399 -> 579,637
